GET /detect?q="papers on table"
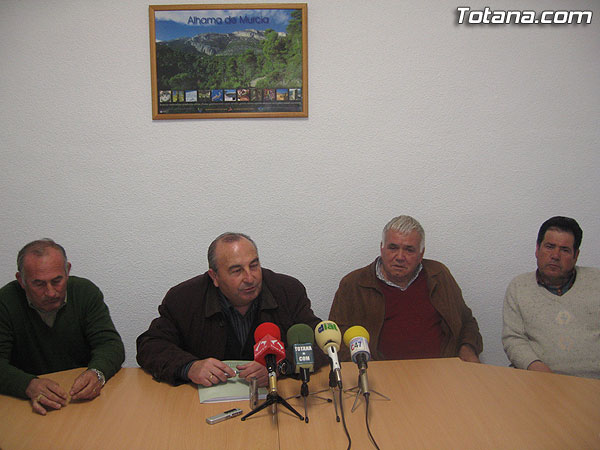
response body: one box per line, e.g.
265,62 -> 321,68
198,360 -> 268,403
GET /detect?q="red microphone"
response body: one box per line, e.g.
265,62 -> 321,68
241,322 -> 306,422
254,322 -> 281,341
253,322 -> 286,374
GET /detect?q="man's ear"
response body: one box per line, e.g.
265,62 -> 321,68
208,269 -> 219,287
15,271 -> 25,289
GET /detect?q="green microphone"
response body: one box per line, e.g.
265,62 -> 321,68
287,323 -> 315,378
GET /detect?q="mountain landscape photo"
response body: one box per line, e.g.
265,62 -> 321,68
154,9 -> 304,91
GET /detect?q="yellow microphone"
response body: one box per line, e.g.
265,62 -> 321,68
343,326 -> 371,395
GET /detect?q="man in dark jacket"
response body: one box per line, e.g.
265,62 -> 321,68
137,232 -> 324,387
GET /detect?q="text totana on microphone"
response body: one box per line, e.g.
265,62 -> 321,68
287,323 -> 315,375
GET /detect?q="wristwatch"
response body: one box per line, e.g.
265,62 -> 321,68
89,368 -> 106,386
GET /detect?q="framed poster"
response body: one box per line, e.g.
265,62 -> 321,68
149,4 -> 307,119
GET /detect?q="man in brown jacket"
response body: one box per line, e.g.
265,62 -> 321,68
329,216 -> 482,362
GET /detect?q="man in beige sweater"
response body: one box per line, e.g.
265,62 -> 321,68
503,216 -> 600,379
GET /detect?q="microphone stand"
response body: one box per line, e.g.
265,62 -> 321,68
317,366 -> 341,422
344,363 -> 390,412
241,369 -> 304,422
285,368 -> 332,423
321,348 -> 344,422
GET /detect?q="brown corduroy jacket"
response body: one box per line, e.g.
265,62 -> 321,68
329,259 -> 483,361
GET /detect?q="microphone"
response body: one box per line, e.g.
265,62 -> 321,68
242,322 -> 305,421
286,323 -> 315,384
343,326 -> 371,396
254,322 -> 286,393
314,320 -> 343,388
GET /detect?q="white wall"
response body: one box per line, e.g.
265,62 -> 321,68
1,0 -> 598,368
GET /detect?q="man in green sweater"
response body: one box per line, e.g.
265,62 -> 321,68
0,239 -> 125,414
503,216 -> 600,379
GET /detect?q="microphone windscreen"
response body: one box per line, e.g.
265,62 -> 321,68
314,320 -> 342,351
255,322 -> 281,342
343,326 -> 370,347
254,333 -> 286,367
287,323 -> 315,345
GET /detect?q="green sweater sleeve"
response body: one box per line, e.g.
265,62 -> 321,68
0,299 -> 36,398
70,277 -> 125,380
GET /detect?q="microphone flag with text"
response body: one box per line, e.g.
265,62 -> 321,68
253,322 -> 286,377
343,326 -> 371,395
286,323 -> 315,383
314,320 -> 343,388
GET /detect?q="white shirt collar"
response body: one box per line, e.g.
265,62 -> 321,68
375,257 -> 423,291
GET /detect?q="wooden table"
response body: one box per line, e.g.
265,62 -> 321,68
279,359 -> 600,449
0,368 -> 276,450
1,359 -> 599,449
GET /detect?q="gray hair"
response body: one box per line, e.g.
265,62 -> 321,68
17,238 -> 69,278
207,232 -> 258,271
382,216 -> 425,252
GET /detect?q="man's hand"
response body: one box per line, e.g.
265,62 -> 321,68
237,361 -> 268,387
527,360 -> 553,373
188,358 -> 236,386
69,369 -> 104,401
458,344 -> 481,363
25,378 -> 68,416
